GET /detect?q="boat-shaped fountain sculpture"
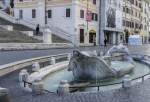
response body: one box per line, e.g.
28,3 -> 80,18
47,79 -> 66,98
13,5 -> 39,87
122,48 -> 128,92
68,44 -> 135,81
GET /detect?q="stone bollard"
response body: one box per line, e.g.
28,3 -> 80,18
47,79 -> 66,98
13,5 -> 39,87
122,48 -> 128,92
122,75 -> 132,88
93,50 -> 98,56
67,53 -> 72,61
100,51 -> 104,56
32,78 -> 44,95
19,69 -> 29,83
32,62 -> 40,72
0,87 -> 10,102
50,57 -> 56,65
57,80 -> 70,96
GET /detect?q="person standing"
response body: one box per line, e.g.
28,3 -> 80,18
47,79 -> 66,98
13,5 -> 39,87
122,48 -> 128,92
36,24 -> 40,35
10,0 -> 14,16
104,38 -> 107,47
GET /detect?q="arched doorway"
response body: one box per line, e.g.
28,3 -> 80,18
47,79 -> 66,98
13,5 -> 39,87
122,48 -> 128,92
89,30 -> 96,43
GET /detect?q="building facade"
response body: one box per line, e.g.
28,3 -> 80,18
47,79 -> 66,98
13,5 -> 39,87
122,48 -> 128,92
141,0 -> 149,43
122,0 -> 150,44
99,0 -> 123,45
13,0 -> 99,46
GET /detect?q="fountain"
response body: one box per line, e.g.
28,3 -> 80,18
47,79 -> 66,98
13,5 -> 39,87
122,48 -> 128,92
68,44 -> 135,81
27,44 -> 150,93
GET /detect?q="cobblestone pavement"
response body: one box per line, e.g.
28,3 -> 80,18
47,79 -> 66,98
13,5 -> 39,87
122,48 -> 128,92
1,45 -> 150,102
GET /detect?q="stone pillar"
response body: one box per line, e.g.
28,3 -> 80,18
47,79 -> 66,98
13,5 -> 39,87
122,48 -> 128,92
0,87 -> 10,102
72,0 -> 79,47
93,50 -> 98,56
67,53 -> 72,61
32,78 -> 44,95
122,75 -> 131,88
50,57 -> 56,65
57,80 -> 70,96
32,62 -> 40,72
112,32 -> 116,45
43,28 -> 52,44
19,69 -> 29,83
100,30 -> 105,45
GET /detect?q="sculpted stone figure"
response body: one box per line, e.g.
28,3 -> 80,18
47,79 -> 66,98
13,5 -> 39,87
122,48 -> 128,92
68,45 -> 134,81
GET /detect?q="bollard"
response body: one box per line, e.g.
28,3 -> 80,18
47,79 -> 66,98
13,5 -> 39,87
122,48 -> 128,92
32,78 -> 44,95
57,80 -> 70,96
100,51 -> 104,56
32,62 -> 40,72
0,88 -> 10,102
19,69 -> 29,83
93,50 -> 98,56
50,57 -> 56,65
67,53 -> 72,61
122,75 -> 131,88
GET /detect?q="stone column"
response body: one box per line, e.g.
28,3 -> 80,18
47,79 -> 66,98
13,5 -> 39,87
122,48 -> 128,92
122,75 -> 131,88
32,78 -> 44,95
57,80 -> 70,96
112,32 -> 116,45
67,53 -> 72,61
19,69 -> 29,83
50,57 -> 56,65
43,28 -> 52,44
72,0 -> 79,47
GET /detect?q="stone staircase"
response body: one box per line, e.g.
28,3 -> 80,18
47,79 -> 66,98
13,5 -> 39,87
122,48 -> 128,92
0,9 -> 72,43
0,27 -> 41,43
0,10 -> 70,43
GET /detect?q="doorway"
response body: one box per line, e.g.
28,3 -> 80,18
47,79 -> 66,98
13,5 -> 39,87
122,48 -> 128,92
89,31 -> 96,43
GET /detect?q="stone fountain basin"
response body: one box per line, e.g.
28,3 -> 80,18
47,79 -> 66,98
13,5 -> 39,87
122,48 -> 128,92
111,61 -> 135,77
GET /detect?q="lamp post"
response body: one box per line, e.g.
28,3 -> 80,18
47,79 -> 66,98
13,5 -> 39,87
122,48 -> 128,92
86,0 -> 89,36
99,0 -> 101,45
45,0 -> 47,25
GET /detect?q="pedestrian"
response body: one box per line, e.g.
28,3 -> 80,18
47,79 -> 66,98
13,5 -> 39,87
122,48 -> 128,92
104,38 -> 107,47
10,0 -> 14,16
36,24 -> 40,35
93,35 -> 96,46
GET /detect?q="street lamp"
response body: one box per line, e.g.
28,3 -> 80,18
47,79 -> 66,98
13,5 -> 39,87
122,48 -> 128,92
83,0 -> 89,36
45,0 -> 47,25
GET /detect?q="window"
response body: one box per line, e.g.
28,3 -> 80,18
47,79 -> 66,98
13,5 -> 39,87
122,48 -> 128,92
95,13 -> 98,21
48,10 -> 52,18
80,29 -> 84,43
80,10 -> 84,18
32,9 -> 36,18
66,8 -> 71,18
19,10 -> 23,19
93,0 -> 96,5
92,13 -> 98,21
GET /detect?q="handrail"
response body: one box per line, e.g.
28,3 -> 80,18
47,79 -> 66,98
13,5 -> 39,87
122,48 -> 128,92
48,25 -> 73,42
